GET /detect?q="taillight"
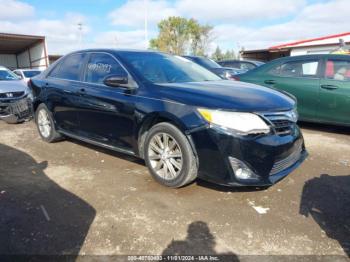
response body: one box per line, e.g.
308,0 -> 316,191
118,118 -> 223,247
232,75 -> 240,81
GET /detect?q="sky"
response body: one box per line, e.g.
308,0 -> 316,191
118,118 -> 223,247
0,0 -> 349,55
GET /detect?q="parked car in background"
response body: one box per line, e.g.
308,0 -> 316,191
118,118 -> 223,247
183,55 -> 244,79
237,54 -> 350,126
31,49 -> 306,188
218,59 -> 265,72
13,69 -> 42,83
0,66 -> 33,123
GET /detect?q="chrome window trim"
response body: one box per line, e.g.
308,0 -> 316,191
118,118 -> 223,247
258,109 -> 298,136
259,109 -> 298,123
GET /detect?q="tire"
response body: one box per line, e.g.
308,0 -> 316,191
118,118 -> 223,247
35,103 -> 63,143
144,122 -> 198,188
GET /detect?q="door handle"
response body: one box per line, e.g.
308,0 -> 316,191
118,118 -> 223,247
264,80 -> 276,85
321,84 -> 339,90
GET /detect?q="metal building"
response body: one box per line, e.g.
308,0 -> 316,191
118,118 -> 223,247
0,33 -> 49,70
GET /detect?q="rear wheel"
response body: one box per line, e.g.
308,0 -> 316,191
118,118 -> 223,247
35,104 -> 63,143
144,122 -> 198,188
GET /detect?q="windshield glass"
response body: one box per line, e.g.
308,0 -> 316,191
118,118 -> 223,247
23,70 -> 41,78
0,69 -> 20,81
192,57 -> 221,69
119,52 -> 221,84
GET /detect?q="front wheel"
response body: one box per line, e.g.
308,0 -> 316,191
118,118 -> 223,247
144,122 -> 198,188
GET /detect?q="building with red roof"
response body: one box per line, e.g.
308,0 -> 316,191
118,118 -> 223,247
241,32 -> 350,61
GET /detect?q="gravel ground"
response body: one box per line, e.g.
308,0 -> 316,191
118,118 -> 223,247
0,120 -> 349,260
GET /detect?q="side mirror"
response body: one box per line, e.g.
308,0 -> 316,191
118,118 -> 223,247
103,73 -> 128,87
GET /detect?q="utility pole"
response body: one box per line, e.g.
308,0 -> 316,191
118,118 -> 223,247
77,22 -> 83,49
144,0 -> 148,49
114,35 -> 118,47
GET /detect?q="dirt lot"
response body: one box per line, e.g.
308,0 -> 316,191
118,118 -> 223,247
0,120 -> 349,260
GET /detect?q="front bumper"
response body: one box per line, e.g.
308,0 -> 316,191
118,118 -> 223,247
190,124 -> 307,187
0,96 -> 33,124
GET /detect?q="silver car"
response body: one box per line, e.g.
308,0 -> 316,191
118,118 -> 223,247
0,66 -> 33,123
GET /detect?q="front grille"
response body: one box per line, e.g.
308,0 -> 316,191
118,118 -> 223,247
270,143 -> 303,175
263,111 -> 297,136
270,119 -> 294,135
0,98 -> 32,119
0,91 -> 25,99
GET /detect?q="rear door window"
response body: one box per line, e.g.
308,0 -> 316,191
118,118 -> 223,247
49,53 -> 85,81
267,60 -> 319,78
325,59 -> 350,81
85,53 -> 126,84
279,60 -> 319,78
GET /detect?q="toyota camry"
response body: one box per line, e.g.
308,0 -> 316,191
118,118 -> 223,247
30,49 -> 307,188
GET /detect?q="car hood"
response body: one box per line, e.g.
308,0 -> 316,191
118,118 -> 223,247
0,80 -> 27,93
156,80 -> 295,112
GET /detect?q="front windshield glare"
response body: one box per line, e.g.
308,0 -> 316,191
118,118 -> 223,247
0,70 -> 20,81
120,52 -> 221,83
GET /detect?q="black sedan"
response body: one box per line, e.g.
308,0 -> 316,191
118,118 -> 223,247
30,49 -> 307,188
183,55 -> 244,79
218,59 -> 265,73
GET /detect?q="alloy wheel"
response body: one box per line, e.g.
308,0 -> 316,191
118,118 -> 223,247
37,109 -> 51,138
148,133 -> 183,180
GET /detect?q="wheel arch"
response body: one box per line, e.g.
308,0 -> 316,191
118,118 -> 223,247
32,99 -> 42,113
136,112 -> 189,159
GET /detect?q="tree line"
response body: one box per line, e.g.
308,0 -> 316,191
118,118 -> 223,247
149,16 -> 237,61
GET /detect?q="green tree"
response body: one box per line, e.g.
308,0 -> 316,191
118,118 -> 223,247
223,49 -> 236,60
188,20 -> 213,56
149,16 -> 189,55
211,46 -> 224,61
150,17 -> 213,56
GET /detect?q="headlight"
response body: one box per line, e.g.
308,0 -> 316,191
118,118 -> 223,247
24,86 -> 33,100
197,108 -> 270,135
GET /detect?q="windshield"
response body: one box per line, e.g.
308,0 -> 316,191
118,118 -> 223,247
119,52 -> 221,84
23,70 -> 41,78
0,69 -> 20,81
191,57 -> 221,69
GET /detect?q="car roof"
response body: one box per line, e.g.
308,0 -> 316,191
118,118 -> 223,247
69,48 -> 160,55
0,66 -> 9,70
271,54 -> 350,63
14,69 -> 42,72
219,59 -> 264,64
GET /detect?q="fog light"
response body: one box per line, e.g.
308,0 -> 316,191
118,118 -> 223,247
229,157 -> 259,181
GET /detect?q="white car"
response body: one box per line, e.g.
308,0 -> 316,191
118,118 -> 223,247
13,69 -> 42,83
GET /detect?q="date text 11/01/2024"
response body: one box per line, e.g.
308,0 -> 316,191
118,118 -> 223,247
127,255 -> 223,261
